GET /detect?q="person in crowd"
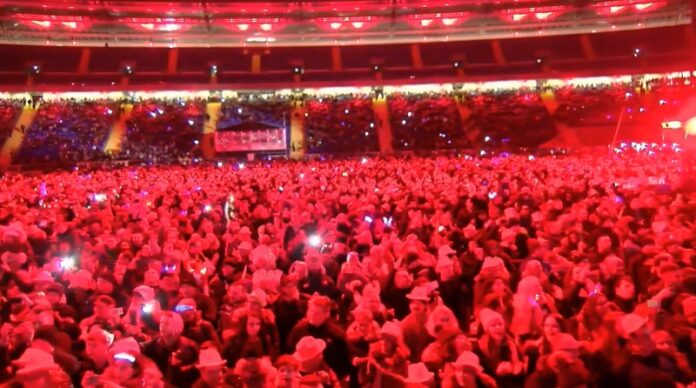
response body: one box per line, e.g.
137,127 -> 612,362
293,336 -> 340,387
401,286 -> 433,363
287,295 -> 351,380
192,347 -> 226,388
141,311 -> 199,386
474,309 -> 524,387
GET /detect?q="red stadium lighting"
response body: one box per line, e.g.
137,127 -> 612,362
351,21 -> 364,29
535,12 -> 553,20
420,19 -> 433,27
634,3 -> 654,11
610,6 -> 625,13
441,18 -> 457,26
330,22 -> 342,30
161,24 -> 181,32
259,23 -> 272,31
512,14 -> 526,22
31,20 -> 52,28
237,23 -> 249,31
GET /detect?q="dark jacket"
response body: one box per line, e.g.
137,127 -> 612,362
287,319 -> 351,378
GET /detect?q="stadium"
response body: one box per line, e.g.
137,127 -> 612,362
0,0 -> 695,387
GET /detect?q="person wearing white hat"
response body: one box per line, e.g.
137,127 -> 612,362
293,336 -> 339,388
403,362 -> 434,387
12,347 -> 69,387
474,309 -> 524,385
192,348 -> 226,388
438,244 -> 457,259
615,313 -> 685,386
441,351 -> 497,388
526,332 -> 590,388
401,286 -> 432,363
353,321 -> 410,386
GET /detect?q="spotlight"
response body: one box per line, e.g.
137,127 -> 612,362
28,64 -> 41,75
373,64 -> 381,72
633,48 -> 642,58
121,65 -> 133,75
210,64 -> 218,76
453,61 -> 461,69
292,66 -> 303,75
308,234 -> 322,247
60,257 -> 76,270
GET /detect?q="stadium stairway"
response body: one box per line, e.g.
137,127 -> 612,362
0,104 -> 38,169
372,96 -> 393,154
290,100 -> 306,159
202,101 -> 220,159
539,89 -> 584,148
540,89 -> 559,115
455,96 -> 480,144
104,103 -> 133,154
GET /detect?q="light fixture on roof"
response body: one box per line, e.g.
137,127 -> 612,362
259,23 -> 272,31
31,20 -> 52,28
330,22 -> 342,30
420,19 -> 433,27
237,23 -> 249,31
210,64 -> 218,76
28,64 -> 41,75
442,18 -> 457,26
121,64 -> 133,75
352,21 -> 364,29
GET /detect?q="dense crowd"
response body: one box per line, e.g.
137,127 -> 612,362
389,93 -> 470,151
218,97 -> 289,130
0,148 -> 695,387
14,100 -> 117,165
122,99 -> 206,163
305,96 -> 379,154
0,100 -> 23,145
3,78 -> 693,165
462,91 -> 556,148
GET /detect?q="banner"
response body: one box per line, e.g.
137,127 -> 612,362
215,128 -> 286,152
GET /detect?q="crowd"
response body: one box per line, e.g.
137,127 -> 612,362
304,96 -> 379,154
4,78 -> 694,164
462,91 -> 556,148
0,148 -> 695,387
389,93 -> 470,151
218,96 -> 289,130
0,100 -> 23,145
121,99 -> 206,163
13,100 -> 117,165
